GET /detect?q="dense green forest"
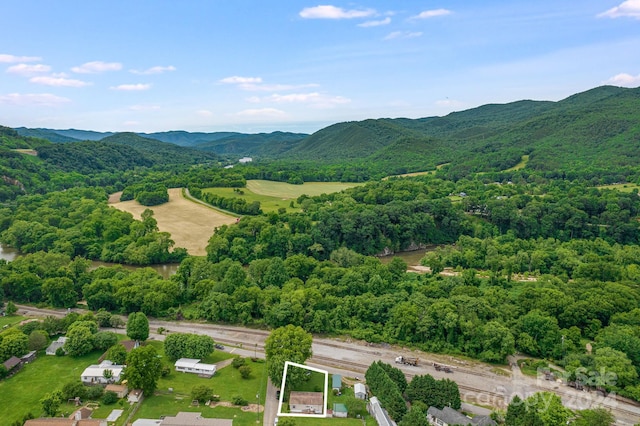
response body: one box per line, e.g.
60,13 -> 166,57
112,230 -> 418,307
2,86 -> 640,409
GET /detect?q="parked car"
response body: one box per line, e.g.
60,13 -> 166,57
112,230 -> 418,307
275,389 -> 281,400
214,343 -> 225,350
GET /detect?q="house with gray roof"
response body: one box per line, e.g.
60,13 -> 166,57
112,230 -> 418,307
427,406 -> 496,426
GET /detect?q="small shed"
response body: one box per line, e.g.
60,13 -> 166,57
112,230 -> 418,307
3,356 -> 22,374
332,374 -> 342,391
105,384 -> 129,398
354,383 -> 367,400
332,403 -> 348,418
128,389 -> 143,403
21,350 -> 37,363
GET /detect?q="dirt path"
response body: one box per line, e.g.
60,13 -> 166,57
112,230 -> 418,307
109,188 -> 237,256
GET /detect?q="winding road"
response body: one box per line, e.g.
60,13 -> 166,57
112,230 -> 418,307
15,305 -> 640,425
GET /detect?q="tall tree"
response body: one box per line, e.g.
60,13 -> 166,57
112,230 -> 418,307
64,324 -> 95,357
264,325 -> 312,388
126,312 -> 149,345
123,345 -> 162,396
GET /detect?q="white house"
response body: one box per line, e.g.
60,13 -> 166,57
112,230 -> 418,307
239,157 -> 252,163
174,358 -> 216,378
354,382 -> 367,400
81,360 -> 124,385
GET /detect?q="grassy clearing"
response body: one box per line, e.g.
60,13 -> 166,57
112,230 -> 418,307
0,315 -> 26,328
203,186 -> 297,214
505,155 -> 529,171
246,180 -> 364,199
205,180 -> 366,214
597,183 -> 640,192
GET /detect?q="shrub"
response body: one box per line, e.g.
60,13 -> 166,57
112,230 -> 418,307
55,347 -> 65,356
239,365 -> 251,379
85,386 -> 104,400
232,395 -> 248,406
191,385 -> 213,403
102,391 -> 118,405
231,357 -> 246,369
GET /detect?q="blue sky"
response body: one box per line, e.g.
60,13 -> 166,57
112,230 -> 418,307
1,1 -> 639,134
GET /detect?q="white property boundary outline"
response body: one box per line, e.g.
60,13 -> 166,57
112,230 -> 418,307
277,361 -> 329,419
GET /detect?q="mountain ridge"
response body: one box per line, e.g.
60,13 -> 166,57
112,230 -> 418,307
11,85 -> 640,176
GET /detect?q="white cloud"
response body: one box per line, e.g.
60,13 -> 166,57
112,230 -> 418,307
72,61 -> 122,74
123,120 -> 140,126
220,76 -> 263,84
236,108 -> 287,118
221,76 -> 319,92
606,72 -> 640,87
598,0 -> 640,19
384,31 -> 423,40
110,83 -> 151,91
411,8 -> 452,19
266,92 -> 351,107
0,92 -> 70,106
129,104 -> 161,111
299,5 -> 375,19
6,64 -> 51,76
358,17 -> 391,27
0,54 -> 41,63
30,76 -> 91,87
130,65 -> 176,75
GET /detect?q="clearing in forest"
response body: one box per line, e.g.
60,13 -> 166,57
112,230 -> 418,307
109,188 -> 237,257
204,180 -> 366,214
246,180 -> 364,198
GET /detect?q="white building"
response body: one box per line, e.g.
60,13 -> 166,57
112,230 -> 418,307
354,382 -> 367,399
81,360 -> 124,384
174,358 -> 216,378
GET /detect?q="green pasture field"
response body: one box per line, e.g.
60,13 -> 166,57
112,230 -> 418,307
204,180 -> 365,213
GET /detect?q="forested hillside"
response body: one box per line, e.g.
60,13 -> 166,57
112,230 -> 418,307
282,85 -> 640,180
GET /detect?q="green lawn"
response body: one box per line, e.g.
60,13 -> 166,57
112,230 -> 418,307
0,315 -> 26,328
0,349 -> 104,424
133,345 -> 267,425
204,180 -> 365,214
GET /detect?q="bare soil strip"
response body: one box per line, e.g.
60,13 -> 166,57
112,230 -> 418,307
109,188 -> 237,256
